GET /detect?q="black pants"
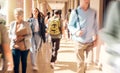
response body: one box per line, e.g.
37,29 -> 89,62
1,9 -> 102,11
51,38 -> 60,62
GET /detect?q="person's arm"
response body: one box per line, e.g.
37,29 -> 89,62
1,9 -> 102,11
41,17 -> 46,43
1,24 -> 13,71
93,12 -> 99,47
60,19 -> 63,34
9,22 -> 16,40
2,44 -> 13,71
24,22 -> 32,41
68,9 -> 84,37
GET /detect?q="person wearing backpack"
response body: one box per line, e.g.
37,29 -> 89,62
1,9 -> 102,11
0,16 -> 13,72
68,0 -> 99,73
47,10 -> 62,69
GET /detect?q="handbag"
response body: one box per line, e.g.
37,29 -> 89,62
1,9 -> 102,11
14,22 -> 28,51
14,39 -> 26,51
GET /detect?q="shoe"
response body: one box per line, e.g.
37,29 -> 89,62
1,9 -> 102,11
50,62 -> 55,69
33,66 -> 38,71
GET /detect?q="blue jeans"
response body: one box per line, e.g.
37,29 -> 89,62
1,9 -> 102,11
12,49 -> 29,73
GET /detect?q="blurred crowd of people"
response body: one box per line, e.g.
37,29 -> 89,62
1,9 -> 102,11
0,0 -> 120,73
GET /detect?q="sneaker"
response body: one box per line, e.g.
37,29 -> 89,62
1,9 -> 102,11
33,66 -> 38,71
50,62 -> 55,69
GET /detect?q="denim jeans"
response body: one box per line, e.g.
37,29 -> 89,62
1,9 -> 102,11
12,49 -> 29,73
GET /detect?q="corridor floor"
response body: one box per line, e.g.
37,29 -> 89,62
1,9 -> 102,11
54,39 -> 102,73
0,39 -> 103,73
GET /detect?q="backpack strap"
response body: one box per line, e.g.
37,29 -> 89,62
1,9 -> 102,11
75,9 -> 81,29
75,9 -> 80,22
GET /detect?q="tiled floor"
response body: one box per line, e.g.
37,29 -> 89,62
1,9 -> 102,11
54,39 -> 102,73
0,39 -> 103,73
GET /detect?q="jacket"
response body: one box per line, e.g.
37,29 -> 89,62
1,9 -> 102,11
28,17 -> 46,43
9,21 -> 32,50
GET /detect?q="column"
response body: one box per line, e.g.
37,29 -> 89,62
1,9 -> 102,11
62,3 -> 66,19
90,0 -> 104,65
74,0 -> 79,9
65,2 -> 68,18
71,0 -> 74,9
40,0 -> 47,16
24,0 -> 32,21
46,3 -> 52,12
90,0 -> 103,28
37,0 -> 40,10
32,0 -> 37,9
68,0 -> 71,9
6,0 -> 17,25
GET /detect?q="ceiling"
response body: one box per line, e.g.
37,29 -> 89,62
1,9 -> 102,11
46,0 -> 68,3
46,0 -> 68,9
48,3 -> 65,9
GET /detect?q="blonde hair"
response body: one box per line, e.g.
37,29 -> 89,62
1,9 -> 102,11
14,8 -> 23,15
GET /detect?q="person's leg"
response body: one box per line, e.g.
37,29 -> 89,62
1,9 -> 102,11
74,42 -> 86,73
21,50 -> 29,73
12,49 -> 21,73
51,39 -> 60,63
68,29 -> 70,39
54,39 -> 60,62
85,43 -> 94,66
30,51 -> 38,69
51,39 -> 55,63
30,34 -> 40,70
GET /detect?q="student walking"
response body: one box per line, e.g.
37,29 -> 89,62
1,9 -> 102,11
47,10 -> 62,69
68,0 -> 98,73
28,8 -> 46,71
9,8 -> 32,73
0,16 -> 13,72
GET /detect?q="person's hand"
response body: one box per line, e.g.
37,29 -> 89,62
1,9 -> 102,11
7,62 -> 14,72
75,30 -> 83,36
92,35 -> 98,47
14,36 -> 24,42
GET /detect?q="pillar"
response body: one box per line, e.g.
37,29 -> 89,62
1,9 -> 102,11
6,0 -> 17,25
90,0 -> 104,65
71,0 -> 74,9
24,0 -> 32,20
37,0 -> 40,10
46,3 -> 52,12
90,0 -> 103,28
62,3 -> 67,19
40,1 -> 47,15
68,0 -> 71,9
74,0 -> 79,9
32,0 -> 37,9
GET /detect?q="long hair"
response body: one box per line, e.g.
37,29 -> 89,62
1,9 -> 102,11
31,8 -> 45,20
32,8 -> 46,42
